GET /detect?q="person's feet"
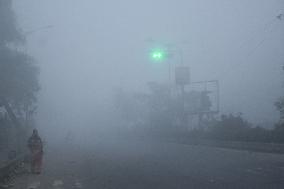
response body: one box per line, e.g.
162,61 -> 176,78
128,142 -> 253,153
31,166 -> 41,174
30,169 -> 41,174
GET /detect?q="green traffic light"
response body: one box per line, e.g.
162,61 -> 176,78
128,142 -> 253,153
150,49 -> 166,62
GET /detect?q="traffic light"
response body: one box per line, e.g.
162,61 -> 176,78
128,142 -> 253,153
150,48 -> 167,62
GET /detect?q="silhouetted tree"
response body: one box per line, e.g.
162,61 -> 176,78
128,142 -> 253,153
275,97 -> 284,124
0,0 -> 39,151
0,0 -> 23,45
0,0 -> 39,123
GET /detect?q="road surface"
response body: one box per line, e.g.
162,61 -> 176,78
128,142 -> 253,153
13,137 -> 284,189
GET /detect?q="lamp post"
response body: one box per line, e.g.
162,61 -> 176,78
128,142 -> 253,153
146,40 -> 190,129
147,41 -> 187,84
149,47 -> 172,82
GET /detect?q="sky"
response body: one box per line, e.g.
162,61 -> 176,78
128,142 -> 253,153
11,0 -> 284,129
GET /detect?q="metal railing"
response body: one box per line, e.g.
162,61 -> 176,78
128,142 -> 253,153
0,153 -> 28,184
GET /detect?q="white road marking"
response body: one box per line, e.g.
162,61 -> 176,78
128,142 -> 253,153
27,181 -> 40,189
52,180 -> 64,189
73,181 -> 83,188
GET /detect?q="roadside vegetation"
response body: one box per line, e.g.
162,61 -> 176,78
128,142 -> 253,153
114,82 -> 284,144
0,1 -> 39,153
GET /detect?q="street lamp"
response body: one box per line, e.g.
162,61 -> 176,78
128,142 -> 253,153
146,40 -> 190,87
24,25 -> 54,36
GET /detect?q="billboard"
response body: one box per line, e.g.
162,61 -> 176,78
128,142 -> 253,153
184,80 -> 220,114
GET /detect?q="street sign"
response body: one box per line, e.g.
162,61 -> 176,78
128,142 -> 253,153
175,66 -> 190,85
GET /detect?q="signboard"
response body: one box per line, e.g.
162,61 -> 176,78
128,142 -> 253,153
175,66 -> 190,85
185,80 -> 220,114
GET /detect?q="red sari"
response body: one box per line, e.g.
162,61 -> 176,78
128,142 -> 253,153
28,135 -> 43,174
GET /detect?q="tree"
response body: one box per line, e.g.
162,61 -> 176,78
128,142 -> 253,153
114,81 -> 216,134
275,97 -> 284,124
114,88 -> 148,128
0,0 -> 39,118
114,83 -> 177,133
273,67 -> 284,142
205,113 -> 252,141
0,0 -> 39,151
0,0 -> 23,45
0,48 -> 39,114
146,82 -> 177,131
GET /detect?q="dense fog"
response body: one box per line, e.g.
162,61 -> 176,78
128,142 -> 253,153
1,0 -> 284,188
12,1 -> 283,136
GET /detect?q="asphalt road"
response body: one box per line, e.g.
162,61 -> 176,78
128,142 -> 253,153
13,137 -> 284,189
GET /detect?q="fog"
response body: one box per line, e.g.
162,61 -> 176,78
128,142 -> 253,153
12,0 -> 284,139
2,1 -> 284,188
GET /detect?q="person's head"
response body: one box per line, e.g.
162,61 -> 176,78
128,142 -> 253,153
32,129 -> 38,136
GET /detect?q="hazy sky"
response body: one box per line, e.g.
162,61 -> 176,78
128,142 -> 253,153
12,0 -> 284,128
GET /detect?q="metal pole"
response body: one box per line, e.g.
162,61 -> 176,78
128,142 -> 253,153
216,80 -> 220,113
179,48 -> 183,65
181,84 -> 186,129
168,61 -> 171,83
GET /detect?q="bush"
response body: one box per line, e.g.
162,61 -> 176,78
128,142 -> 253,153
189,113 -> 281,143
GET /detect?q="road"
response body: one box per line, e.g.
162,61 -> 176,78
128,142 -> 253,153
13,137 -> 284,189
